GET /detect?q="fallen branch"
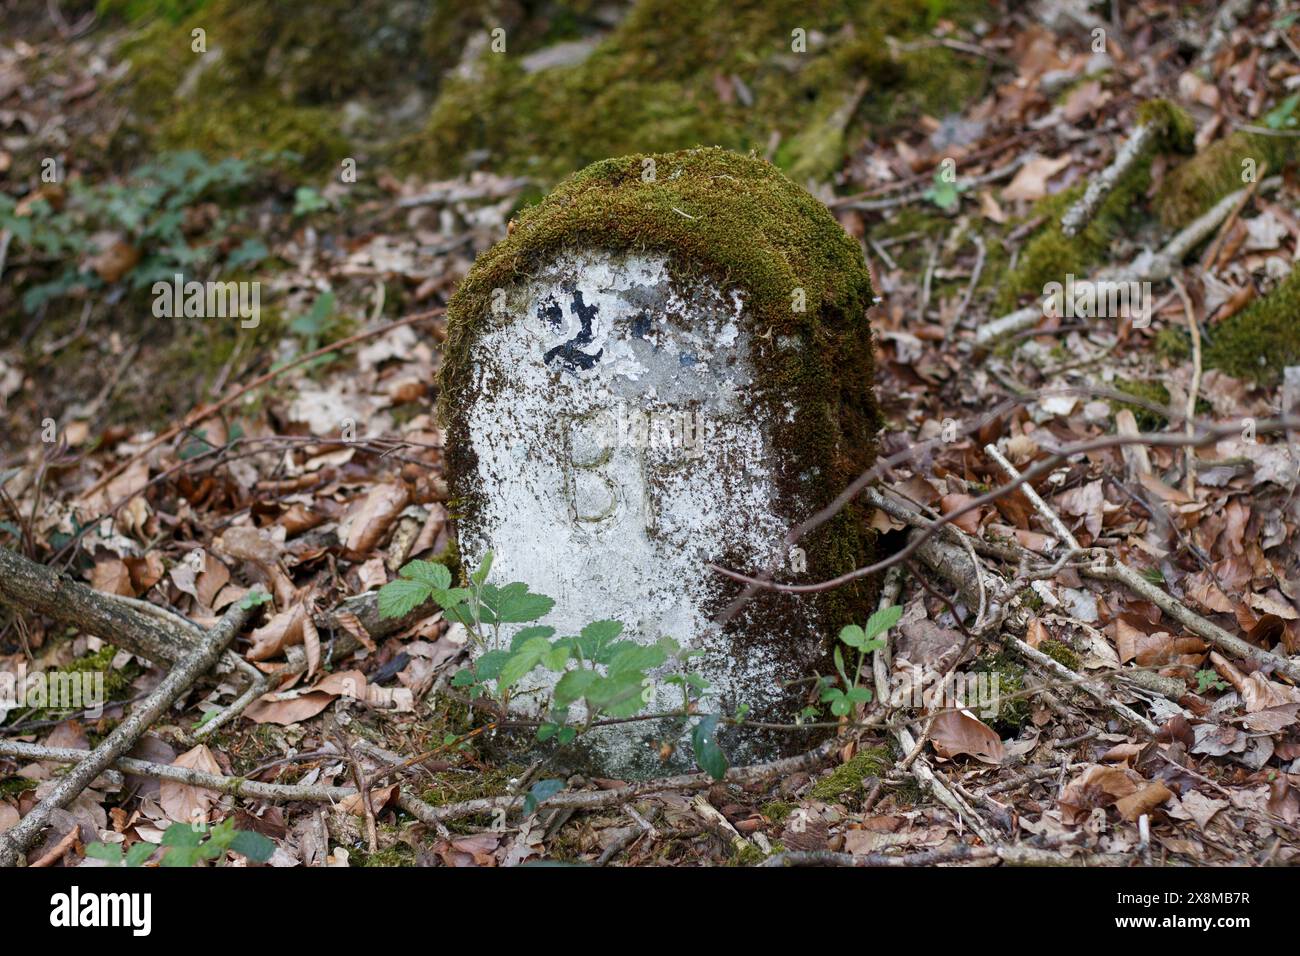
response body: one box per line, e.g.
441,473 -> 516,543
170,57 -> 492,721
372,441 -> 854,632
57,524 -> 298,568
1082,553 -> 1300,684
0,741 -> 356,803
975,176 -> 1282,347
761,842 -> 1131,867
1060,121 -> 1161,237
0,601 -> 252,866
0,545 -> 428,673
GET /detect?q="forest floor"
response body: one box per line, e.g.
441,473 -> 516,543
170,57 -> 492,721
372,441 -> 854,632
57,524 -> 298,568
0,0 -> 1298,867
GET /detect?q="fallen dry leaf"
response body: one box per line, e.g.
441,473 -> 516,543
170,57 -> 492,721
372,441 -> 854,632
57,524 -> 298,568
929,709 -> 1004,764
160,745 -> 223,825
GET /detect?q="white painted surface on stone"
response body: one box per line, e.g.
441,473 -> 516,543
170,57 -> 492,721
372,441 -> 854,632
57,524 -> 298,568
461,251 -> 800,764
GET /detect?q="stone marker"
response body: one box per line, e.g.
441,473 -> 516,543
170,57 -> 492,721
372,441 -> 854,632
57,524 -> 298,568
441,148 -> 881,772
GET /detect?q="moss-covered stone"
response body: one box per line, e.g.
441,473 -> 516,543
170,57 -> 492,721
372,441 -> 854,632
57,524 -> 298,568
0,775 -> 37,797
761,799 -> 794,822
440,148 -> 882,762
108,0 -> 444,170
809,745 -> 891,801
1203,267 -> 1300,385
415,0 -> 989,184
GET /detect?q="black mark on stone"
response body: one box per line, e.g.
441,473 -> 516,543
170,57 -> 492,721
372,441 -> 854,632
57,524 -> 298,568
544,289 -> 604,372
631,311 -> 652,339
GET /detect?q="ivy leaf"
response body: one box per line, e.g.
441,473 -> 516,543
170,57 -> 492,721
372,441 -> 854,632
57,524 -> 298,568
125,842 -> 156,867
691,715 -> 729,780
85,842 -> 124,865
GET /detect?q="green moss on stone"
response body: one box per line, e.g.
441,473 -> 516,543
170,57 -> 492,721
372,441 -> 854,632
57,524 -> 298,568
995,167 -> 1151,313
809,745 -> 891,800
0,775 -> 37,797
110,0 -> 439,170
1204,266 -> 1300,385
761,799 -> 794,822
440,148 -> 882,689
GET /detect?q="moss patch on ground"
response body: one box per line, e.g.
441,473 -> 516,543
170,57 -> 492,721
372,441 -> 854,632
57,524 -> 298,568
1157,130 -> 1297,229
809,745 -> 891,801
1204,267 -> 1300,385
108,0 -> 455,170
416,0 -> 989,185
996,101 -> 1193,312
1111,377 -> 1173,431
974,650 -> 1029,733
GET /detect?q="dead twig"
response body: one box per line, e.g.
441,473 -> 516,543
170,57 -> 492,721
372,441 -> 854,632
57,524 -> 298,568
0,601 -> 252,866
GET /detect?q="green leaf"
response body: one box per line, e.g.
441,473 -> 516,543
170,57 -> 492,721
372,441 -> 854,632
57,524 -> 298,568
838,624 -> 868,649
583,672 -> 647,718
498,637 -> 551,689
292,186 -> 329,216
237,589 -> 272,611
483,582 -> 555,624
509,625 -> 556,650
691,715 -> 729,780
575,619 -> 624,662
523,778 -> 565,815
471,552 -> 494,586
536,722 -> 559,742
125,842 -> 156,867
85,842 -> 124,864
553,669 -> 599,708
606,639 -> 670,676
161,823 -> 204,848
377,578 -> 432,620
863,605 -> 903,641
1264,93 -> 1300,130
474,650 -> 511,683
400,560 -> 452,589
228,829 -> 275,863
542,644 -> 571,672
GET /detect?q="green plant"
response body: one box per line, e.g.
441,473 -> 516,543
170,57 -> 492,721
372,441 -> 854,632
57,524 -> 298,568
378,553 -> 724,781
0,150 -> 270,313
86,818 -> 274,867
1195,669 -> 1229,694
818,606 -> 900,717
